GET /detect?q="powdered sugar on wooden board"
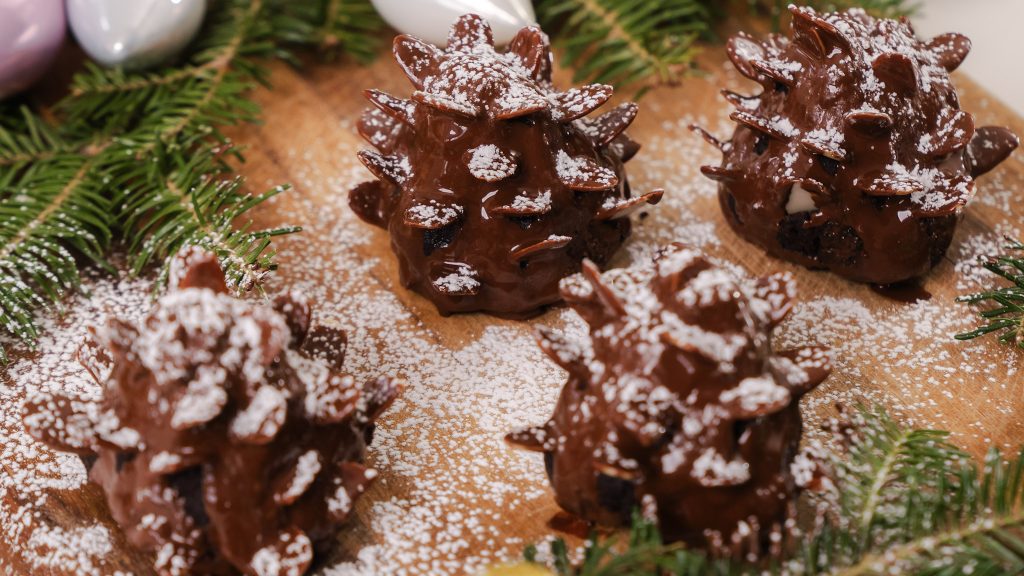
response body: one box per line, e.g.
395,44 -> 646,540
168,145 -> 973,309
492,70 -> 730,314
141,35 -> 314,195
1,55 -> 1022,576
953,223 -> 1023,292
1,275 -> 150,576
780,296 -> 1022,449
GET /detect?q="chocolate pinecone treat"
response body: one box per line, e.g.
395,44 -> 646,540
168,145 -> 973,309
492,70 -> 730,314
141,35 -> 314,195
507,244 -> 831,553
23,248 -> 400,576
350,14 -> 662,319
697,6 -> 1019,285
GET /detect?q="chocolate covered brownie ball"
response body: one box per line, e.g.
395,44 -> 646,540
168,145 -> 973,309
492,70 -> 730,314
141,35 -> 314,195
697,6 -> 1018,285
507,244 -> 830,553
350,14 -> 662,319
23,248 -> 400,576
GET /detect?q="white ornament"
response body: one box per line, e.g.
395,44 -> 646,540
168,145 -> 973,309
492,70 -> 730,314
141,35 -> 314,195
370,0 -> 535,47
67,0 -> 207,70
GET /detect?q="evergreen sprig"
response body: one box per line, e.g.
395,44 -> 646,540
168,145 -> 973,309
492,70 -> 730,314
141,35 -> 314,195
117,145 -> 300,292
956,238 -> 1024,349
0,0 -> 384,363
518,406 -> 1024,576
535,0 -> 713,97
268,0 -> 384,63
0,111 -> 113,363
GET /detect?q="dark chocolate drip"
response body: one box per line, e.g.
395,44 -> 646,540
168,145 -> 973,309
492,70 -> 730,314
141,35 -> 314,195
547,511 -> 593,539
870,281 -> 933,303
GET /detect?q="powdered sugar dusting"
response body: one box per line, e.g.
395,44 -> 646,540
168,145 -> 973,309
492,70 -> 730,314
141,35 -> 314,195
503,190 -> 552,214
466,144 -> 518,182
0,51 -> 1020,576
1,275 -> 150,575
692,448 -> 751,486
404,200 -> 464,229
953,224 -> 1022,291
432,264 -> 480,295
554,150 -> 616,189
779,292 -> 1022,452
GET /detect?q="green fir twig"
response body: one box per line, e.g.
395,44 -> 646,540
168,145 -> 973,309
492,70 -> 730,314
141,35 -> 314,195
534,0 -> 713,97
0,0 -> 385,363
956,238 -> 1024,348
521,406 -> 1024,576
0,115 -> 112,364
268,0 -> 384,62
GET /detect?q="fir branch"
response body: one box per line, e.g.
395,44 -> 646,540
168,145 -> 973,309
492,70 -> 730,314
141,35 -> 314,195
515,406 -> 1024,576
265,0 -> 385,63
68,62 -> 223,98
61,0 -> 266,147
116,145 -> 299,292
836,405 -> 967,553
0,109 -> 113,364
0,0 -> 383,361
956,238 -> 1024,348
0,108 -> 68,167
535,0 -> 711,96
828,447 -> 1024,575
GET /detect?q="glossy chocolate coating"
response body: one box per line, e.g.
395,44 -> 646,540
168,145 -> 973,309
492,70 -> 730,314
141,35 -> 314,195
350,14 -> 661,319
507,244 -> 831,553
698,6 -> 1018,285
23,247 -> 400,576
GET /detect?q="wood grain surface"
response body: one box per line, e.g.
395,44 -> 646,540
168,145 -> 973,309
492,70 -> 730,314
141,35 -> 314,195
2,33 -> 1023,576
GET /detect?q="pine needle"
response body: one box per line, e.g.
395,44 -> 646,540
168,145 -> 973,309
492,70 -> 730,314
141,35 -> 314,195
268,0 -> 384,63
0,116 -> 112,364
956,238 -> 1024,349
535,0 -> 712,97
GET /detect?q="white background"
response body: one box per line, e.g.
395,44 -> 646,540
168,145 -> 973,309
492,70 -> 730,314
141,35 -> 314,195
915,0 -> 1024,115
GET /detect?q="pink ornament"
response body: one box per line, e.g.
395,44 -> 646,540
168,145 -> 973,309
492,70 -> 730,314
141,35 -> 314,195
0,0 -> 66,99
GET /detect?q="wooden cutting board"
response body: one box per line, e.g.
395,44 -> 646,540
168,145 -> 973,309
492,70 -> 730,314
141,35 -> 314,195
2,34 -> 1023,576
